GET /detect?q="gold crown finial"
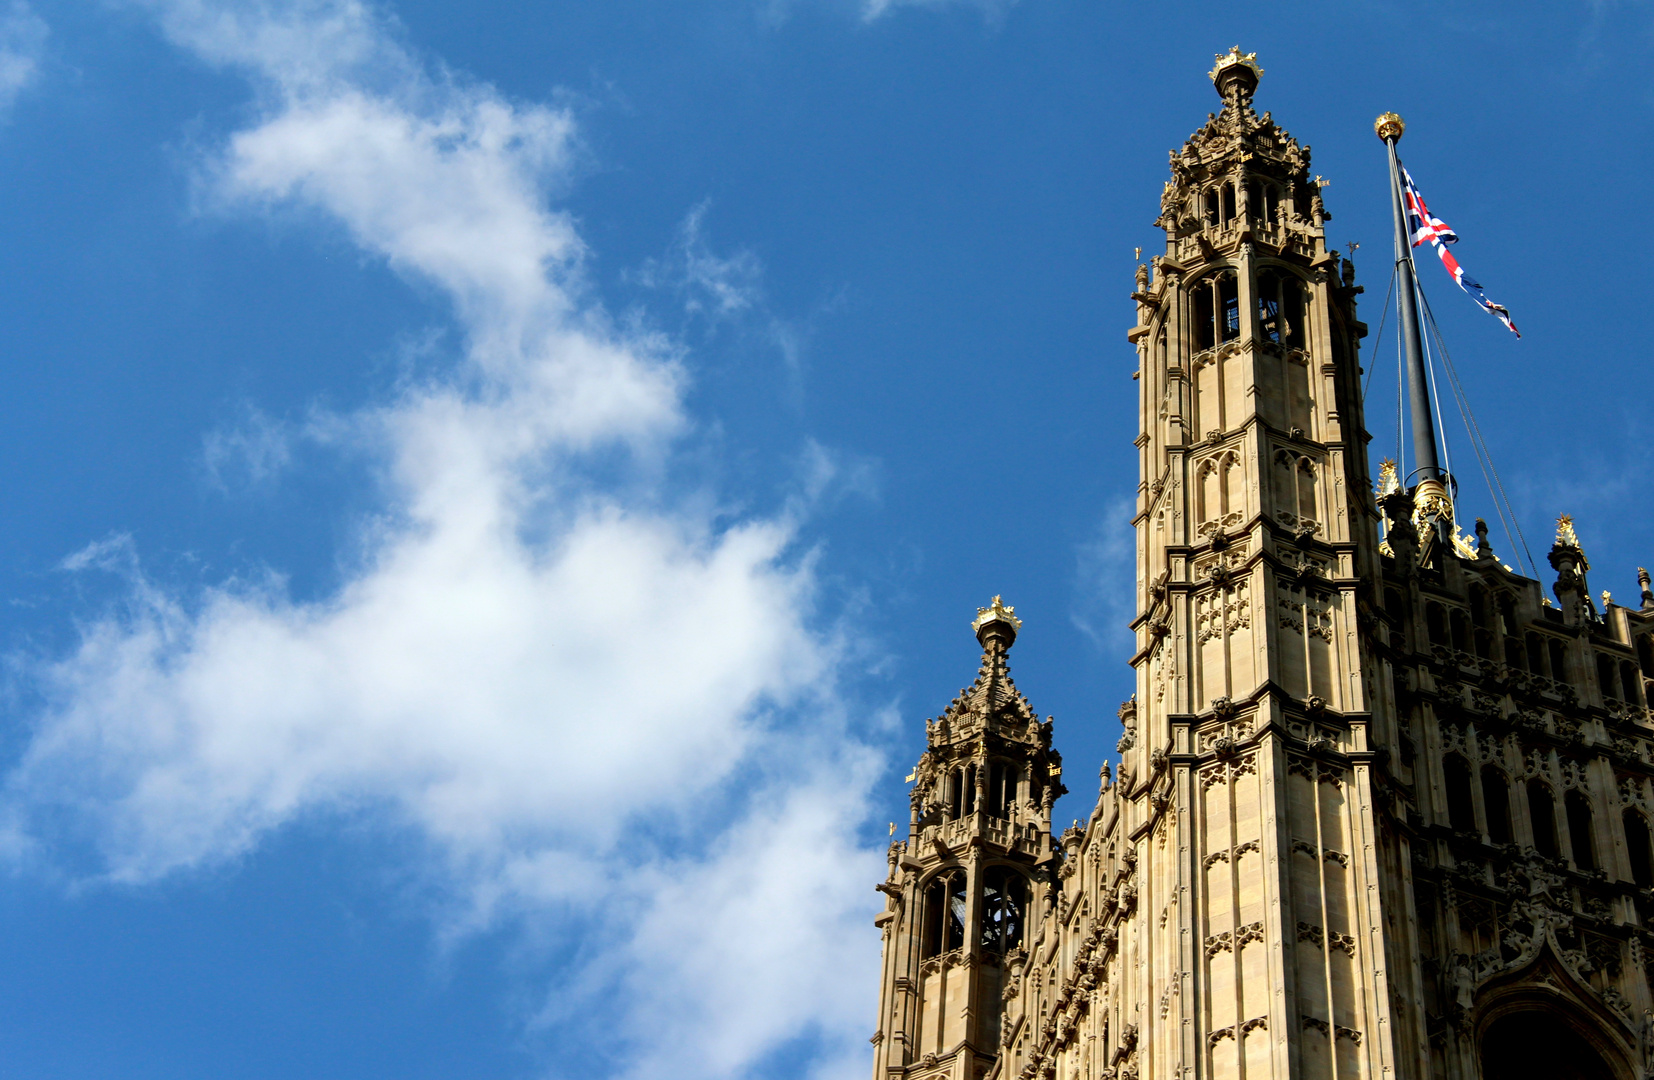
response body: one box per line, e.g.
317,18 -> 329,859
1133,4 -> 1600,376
972,595 -> 1022,643
1556,513 -> 1581,549
1375,112 -> 1405,142
1208,45 -> 1262,82
1377,458 -> 1400,496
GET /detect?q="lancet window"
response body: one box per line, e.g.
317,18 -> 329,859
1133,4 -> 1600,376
1528,780 -> 1559,858
1245,180 -> 1280,224
1566,790 -> 1597,871
986,761 -> 1018,819
980,867 -> 1028,955
1481,767 -> 1512,844
921,870 -> 968,958
1191,272 -> 1240,352
1255,268 -> 1305,348
1444,755 -> 1476,833
1625,810 -> 1654,888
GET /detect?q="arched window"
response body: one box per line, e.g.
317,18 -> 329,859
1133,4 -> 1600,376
1450,610 -> 1470,653
1566,790 -> 1596,870
1622,660 -> 1640,705
1444,756 -> 1476,833
1639,635 -> 1654,680
1528,781 -> 1559,858
1222,183 -> 1236,222
1625,811 -> 1653,888
1597,654 -> 1617,699
987,762 -> 1016,819
921,871 -> 967,958
1204,189 -> 1220,227
980,866 -> 1028,954
1426,604 -> 1447,647
1191,272 -> 1240,352
1482,1011 -> 1620,1080
1482,767 -> 1512,844
1256,269 -> 1305,347
962,765 -> 978,816
1526,632 -> 1545,675
1549,639 -> 1567,681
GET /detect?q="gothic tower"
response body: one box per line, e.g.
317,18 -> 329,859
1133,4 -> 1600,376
874,47 -> 1654,1080
1110,45 -> 1397,1078
871,597 -> 1064,1080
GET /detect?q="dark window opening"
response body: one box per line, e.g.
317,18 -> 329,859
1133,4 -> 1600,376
1474,628 -> 1493,660
1639,636 -> 1654,679
1427,604 -> 1447,647
921,871 -> 967,958
1219,277 -> 1240,342
1598,654 -> 1618,700
1222,183 -> 1236,222
1527,632 -> 1545,675
988,762 -> 1016,819
1505,636 -> 1525,670
1444,756 -> 1476,833
1255,269 -> 1305,348
1627,812 -> 1654,888
1549,639 -> 1568,681
1450,610 -> 1470,653
1567,790 -> 1596,870
1482,767 -> 1512,844
1529,781 -> 1559,858
1498,593 -> 1518,635
1204,190 -> 1219,227
1623,660 -> 1641,704
1192,282 -> 1214,352
980,866 -> 1027,954
1470,587 -> 1488,627
962,764 -> 978,816
1481,1011 -> 1618,1080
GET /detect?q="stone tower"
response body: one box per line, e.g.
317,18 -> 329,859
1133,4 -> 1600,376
871,597 -> 1065,1080
872,46 -> 1654,1080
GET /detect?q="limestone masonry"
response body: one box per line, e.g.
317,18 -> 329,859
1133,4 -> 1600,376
870,50 -> 1654,1080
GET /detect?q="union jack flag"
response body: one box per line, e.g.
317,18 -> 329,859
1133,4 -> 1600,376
1402,166 -> 1520,338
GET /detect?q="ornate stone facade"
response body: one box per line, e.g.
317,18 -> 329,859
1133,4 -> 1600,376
870,49 -> 1654,1080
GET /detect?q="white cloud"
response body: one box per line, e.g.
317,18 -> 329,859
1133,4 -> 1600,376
1072,493 -> 1137,662
0,0 -> 46,116
6,1 -> 883,1075
633,200 -> 765,322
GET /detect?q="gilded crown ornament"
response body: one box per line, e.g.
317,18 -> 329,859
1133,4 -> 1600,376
1556,513 -> 1581,549
1374,112 -> 1405,142
972,595 -> 1022,641
1208,46 -> 1262,82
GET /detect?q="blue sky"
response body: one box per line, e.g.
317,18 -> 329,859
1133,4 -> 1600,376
0,2 -> 1651,1078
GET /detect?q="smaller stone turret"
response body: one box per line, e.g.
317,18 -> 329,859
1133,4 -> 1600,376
869,598 -> 1062,1080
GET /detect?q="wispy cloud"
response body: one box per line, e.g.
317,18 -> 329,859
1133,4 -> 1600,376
4,1 -> 881,1075
633,201 -> 765,323
0,0 -> 46,117
860,0 -> 1018,23
1071,494 -> 1137,662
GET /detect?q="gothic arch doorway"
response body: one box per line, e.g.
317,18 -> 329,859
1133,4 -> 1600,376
1478,1010 -> 1626,1080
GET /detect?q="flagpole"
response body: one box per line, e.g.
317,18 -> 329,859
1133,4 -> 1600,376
1375,111 -> 1451,529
